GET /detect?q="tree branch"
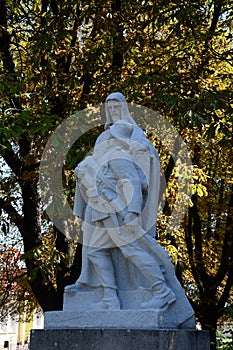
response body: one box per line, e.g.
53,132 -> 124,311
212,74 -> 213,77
187,196 -> 212,295
217,264 -> 233,311
0,0 -> 15,73
1,144 -> 22,177
0,0 -> 22,110
197,1 -> 223,75
214,188 -> 233,287
0,197 -> 23,229
185,207 -> 205,296
110,0 -> 124,78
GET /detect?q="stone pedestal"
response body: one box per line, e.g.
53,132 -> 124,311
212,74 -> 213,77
30,288 -> 210,349
44,310 -> 179,329
30,328 -> 210,350
60,288 -> 196,329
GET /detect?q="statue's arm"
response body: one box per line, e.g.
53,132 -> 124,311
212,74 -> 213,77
73,181 -> 87,219
110,158 -> 143,215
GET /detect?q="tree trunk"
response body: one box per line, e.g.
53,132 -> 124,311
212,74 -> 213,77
19,180 -> 63,311
200,314 -> 218,350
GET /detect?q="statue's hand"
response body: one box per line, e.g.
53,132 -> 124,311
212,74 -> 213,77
124,212 -> 139,224
123,212 -> 140,235
130,143 -> 148,154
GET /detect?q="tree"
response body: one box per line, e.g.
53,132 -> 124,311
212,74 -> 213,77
0,1 -> 232,348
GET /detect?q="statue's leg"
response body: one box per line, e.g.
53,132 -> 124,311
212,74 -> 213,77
86,221 -> 120,309
87,247 -> 120,309
118,242 -> 176,310
88,247 -> 116,290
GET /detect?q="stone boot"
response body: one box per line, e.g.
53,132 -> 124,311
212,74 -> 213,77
91,288 -> 120,310
64,282 -> 84,293
141,283 -> 176,310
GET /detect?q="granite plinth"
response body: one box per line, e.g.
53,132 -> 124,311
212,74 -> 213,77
30,329 -> 210,350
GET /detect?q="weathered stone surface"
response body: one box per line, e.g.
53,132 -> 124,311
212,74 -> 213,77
30,329 -> 210,350
65,92 -> 195,326
45,310 -> 178,330
61,288 -> 196,329
63,288 -> 153,311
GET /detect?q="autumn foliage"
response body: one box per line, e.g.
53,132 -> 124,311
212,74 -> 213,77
0,1 -> 232,348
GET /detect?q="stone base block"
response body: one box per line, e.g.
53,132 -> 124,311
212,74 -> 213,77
62,288 -> 196,329
30,329 -> 210,350
45,310 -> 179,329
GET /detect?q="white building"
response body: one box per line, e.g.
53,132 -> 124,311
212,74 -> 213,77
0,309 -> 43,350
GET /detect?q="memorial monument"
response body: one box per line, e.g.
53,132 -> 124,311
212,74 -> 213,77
30,92 -> 210,349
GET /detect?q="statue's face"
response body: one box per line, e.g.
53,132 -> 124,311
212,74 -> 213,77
107,99 -> 122,123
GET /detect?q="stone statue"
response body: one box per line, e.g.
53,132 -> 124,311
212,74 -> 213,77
65,92 -> 195,328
